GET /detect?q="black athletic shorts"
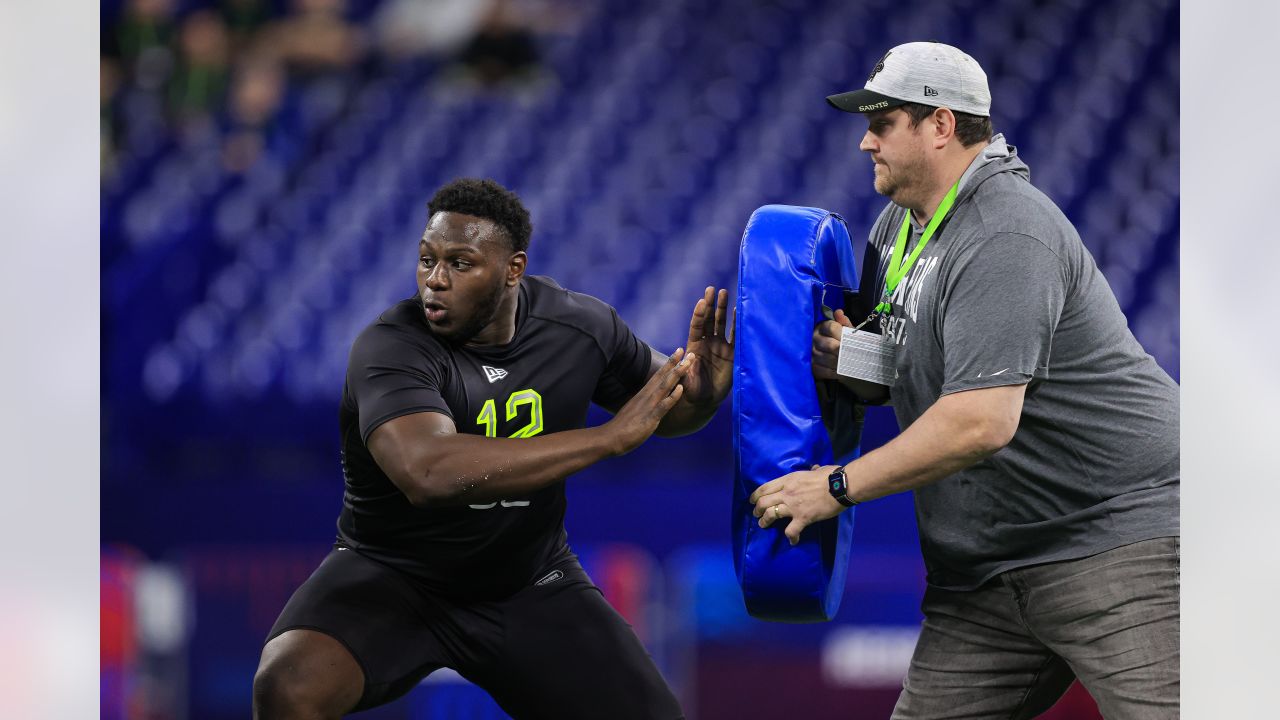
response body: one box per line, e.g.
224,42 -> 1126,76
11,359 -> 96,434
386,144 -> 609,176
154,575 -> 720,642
267,546 -> 684,719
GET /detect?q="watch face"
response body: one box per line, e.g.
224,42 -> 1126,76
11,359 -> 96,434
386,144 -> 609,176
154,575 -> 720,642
829,468 -> 853,506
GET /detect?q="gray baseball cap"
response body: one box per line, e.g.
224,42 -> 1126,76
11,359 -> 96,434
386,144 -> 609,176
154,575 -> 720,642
827,42 -> 991,117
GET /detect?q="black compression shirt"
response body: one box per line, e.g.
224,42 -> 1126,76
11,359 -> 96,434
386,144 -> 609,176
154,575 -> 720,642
336,275 -> 653,600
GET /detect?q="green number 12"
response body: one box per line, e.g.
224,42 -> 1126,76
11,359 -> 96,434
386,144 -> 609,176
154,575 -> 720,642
475,389 -> 544,439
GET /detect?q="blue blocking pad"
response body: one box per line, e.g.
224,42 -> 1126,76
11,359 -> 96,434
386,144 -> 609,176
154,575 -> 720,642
732,205 -> 863,623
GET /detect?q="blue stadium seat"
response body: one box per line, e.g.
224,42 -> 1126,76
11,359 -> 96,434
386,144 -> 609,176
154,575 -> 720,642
104,0 -> 1180,406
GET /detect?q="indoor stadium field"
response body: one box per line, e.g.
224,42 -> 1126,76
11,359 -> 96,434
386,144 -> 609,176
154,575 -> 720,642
102,0 -> 1178,718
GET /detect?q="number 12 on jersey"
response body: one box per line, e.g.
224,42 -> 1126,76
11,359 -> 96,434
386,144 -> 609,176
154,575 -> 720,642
471,389 -> 543,510
475,389 -> 543,439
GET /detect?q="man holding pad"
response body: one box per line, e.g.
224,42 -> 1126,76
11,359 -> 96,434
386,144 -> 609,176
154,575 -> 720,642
751,42 -> 1179,719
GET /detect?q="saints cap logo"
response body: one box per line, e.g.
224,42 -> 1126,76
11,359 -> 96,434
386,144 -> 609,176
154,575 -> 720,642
867,50 -> 892,82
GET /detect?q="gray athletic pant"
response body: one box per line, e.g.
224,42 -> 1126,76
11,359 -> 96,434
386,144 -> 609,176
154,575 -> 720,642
892,537 -> 1180,720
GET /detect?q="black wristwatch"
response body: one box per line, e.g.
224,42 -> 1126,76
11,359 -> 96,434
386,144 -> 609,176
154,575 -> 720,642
827,465 -> 858,508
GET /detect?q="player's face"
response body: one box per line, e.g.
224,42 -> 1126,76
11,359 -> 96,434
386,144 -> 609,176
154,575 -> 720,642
417,212 -> 519,344
859,108 -> 929,206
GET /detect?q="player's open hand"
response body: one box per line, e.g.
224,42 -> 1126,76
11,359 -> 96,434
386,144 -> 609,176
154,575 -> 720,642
605,348 -> 692,455
812,309 -> 854,381
681,286 -> 734,407
749,464 -> 845,546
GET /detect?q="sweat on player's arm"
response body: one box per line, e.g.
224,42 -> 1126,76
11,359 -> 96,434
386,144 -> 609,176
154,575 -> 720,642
368,348 -> 693,508
750,381 -> 1025,545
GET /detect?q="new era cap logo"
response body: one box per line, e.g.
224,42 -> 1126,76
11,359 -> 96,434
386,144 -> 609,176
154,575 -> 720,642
924,85 -> 939,97
483,365 -> 508,383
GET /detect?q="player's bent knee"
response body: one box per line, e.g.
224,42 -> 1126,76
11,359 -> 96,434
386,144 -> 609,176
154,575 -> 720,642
253,666 -> 317,720
253,629 -> 364,720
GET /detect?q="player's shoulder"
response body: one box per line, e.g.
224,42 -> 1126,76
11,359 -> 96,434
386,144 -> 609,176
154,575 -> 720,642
351,297 -> 449,359
375,296 -> 428,327
523,274 -> 620,328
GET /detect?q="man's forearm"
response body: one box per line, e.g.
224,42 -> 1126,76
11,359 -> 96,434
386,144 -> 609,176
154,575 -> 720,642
844,386 -> 1022,503
398,427 -> 620,507
378,339 -> 691,507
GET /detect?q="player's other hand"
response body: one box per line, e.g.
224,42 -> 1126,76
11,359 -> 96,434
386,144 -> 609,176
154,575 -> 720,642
681,287 -> 734,407
605,348 -> 691,455
812,309 -> 854,381
749,464 -> 845,546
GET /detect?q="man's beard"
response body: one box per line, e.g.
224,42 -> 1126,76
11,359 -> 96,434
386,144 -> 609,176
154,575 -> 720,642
873,152 -> 927,207
873,171 -> 898,198
442,279 -> 506,345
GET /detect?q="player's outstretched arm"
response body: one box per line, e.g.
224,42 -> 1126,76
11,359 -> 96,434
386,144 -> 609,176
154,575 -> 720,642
368,350 -> 692,508
654,286 -> 735,436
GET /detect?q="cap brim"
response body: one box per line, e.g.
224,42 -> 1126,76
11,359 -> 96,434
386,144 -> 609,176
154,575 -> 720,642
826,89 -> 907,114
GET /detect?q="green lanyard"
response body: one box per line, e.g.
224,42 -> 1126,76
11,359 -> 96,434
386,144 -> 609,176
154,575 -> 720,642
875,181 -> 959,314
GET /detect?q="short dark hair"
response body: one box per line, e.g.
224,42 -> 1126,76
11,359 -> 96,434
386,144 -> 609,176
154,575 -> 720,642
427,178 -> 533,252
900,102 -> 993,148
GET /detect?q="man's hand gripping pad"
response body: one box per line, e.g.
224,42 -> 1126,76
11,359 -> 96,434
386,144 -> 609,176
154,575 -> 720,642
732,205 -> 863,622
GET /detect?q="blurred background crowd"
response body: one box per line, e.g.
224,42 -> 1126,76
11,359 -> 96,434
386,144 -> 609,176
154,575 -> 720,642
101,0 -> 1178,718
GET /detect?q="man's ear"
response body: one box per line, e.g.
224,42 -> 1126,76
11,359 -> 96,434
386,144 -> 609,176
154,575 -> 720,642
507,251 -> 527,286
932,107 -> 957,149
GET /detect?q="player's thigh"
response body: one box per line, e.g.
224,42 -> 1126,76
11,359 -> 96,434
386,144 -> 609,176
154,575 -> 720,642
263,548 -> 454,712
893,583 -> 1074,720
474,567 -> 683,720
1022,537 -> 1180,719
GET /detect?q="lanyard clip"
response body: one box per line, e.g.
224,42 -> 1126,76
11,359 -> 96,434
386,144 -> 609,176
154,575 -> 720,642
853,312 -> 880,331
874,288 -> 894,316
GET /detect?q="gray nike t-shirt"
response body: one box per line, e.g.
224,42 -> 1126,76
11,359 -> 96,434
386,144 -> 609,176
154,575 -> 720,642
863,138 -> 1179,590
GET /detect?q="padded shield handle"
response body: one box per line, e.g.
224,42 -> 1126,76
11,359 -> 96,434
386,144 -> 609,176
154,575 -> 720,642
731,205 -> 863,622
